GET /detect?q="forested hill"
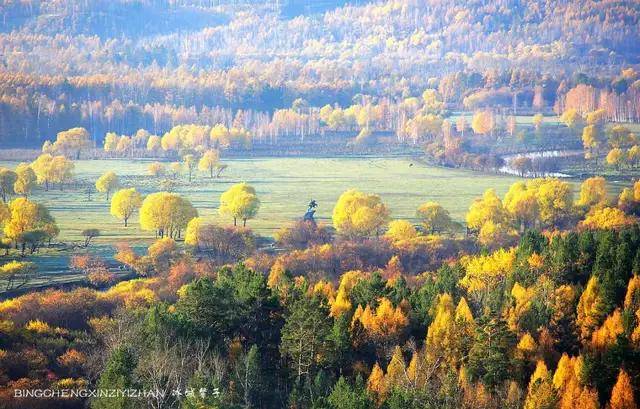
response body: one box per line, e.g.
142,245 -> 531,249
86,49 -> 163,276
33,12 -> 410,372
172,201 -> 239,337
0,0 -> 366,36
0,0 -> 639,147
0,0 -> 229,38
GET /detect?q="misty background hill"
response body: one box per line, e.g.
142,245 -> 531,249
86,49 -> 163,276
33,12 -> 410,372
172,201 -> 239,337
0,0 -> 638,146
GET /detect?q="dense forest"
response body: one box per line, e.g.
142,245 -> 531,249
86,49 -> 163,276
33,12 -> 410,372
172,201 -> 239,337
3,175 -> 640,408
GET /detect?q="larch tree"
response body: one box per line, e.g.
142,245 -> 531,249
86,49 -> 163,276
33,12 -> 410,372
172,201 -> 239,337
609,370 -> 637,409
590,308 -> 624,349
385,345 -> 407,390
219,182 -> 260,227
367,362 -> 386,403
95,171 -> 119,201
516,332 -> 537,359
558,375 -> 599,409
460,248 -> 515,304
351,297 -> 408,357
330,270 -> 362,317
624,275 -> 640,312
552,353 -> 575,391
425,293 -> 457,364
110,188 -> 142,227
576,276 -> 606,341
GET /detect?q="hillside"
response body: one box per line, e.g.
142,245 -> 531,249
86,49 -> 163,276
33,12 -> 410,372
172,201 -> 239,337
0,0 -> 638,147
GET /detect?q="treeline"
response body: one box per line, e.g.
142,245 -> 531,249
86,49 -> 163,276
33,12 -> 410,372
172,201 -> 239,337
1,0 -> 640,146
2,69 -> 639,153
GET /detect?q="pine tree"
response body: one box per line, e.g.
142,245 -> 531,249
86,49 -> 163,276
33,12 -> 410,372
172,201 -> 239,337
328,376 -> 373,409
91,346 -> 138,409
576,276 -> 607,341
468,316 -> 516,389
280,295 -> 334,382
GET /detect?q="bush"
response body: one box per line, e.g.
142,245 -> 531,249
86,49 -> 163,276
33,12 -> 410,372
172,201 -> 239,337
275,220 -> 332,249
196,224 -> 256,263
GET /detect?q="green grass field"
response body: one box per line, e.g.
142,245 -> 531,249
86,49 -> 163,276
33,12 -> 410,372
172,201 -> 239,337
0,156 -> 527,273
1,156 -> 526,238
0,155 -> 629,277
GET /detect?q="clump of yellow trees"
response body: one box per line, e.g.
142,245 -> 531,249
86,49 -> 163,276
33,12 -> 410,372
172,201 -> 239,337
139,192 -> 197,239
219,182 -> 260,227
110,188 -> 143,227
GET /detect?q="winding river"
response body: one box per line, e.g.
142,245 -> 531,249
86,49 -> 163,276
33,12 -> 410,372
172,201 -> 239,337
499,150 -> 583,178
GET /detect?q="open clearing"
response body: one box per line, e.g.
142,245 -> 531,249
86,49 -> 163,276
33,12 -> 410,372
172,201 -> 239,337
1,156 -> 525,240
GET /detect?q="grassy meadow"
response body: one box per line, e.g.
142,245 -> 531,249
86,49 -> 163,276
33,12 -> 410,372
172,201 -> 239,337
1,156 -> 528,273
1,156 -> 527,238
2,155 -> 635,277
